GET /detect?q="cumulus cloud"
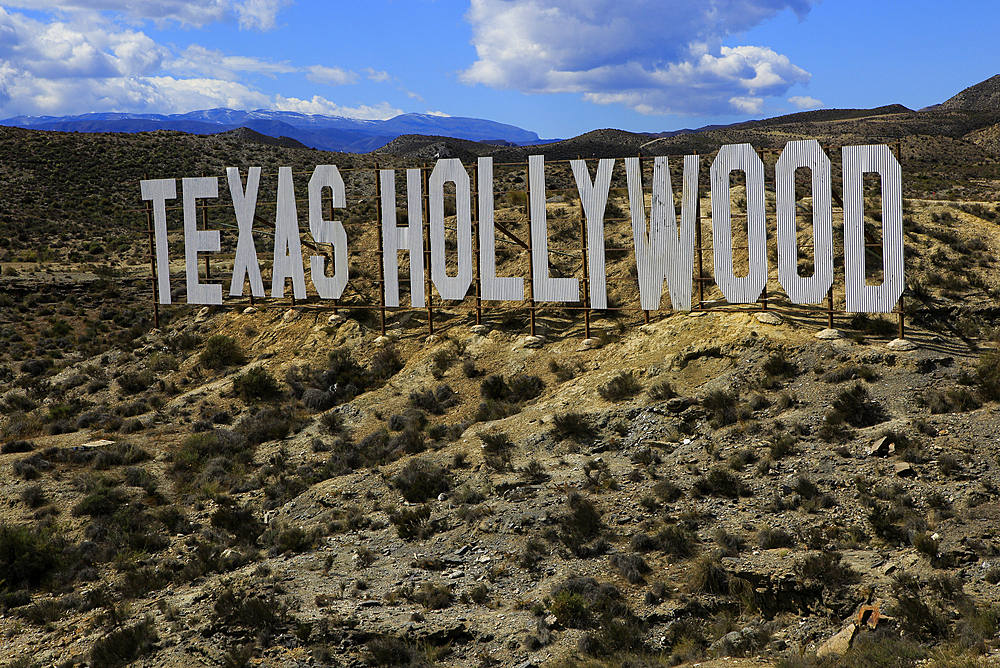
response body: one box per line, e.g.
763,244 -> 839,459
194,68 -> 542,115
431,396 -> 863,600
461,0 -> 816,116
789,95 -> 822,110
364,68 -> 391,83
272,96 -> 402,119
0,6 -> 398,119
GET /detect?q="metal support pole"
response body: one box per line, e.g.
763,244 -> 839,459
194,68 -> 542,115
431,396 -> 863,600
422,164 -> 434,335
144,181 -> 160,329
374,163 -> 387,336
472,166 -> 482,326
526,159 -> 536,337
578,156 -> 591,339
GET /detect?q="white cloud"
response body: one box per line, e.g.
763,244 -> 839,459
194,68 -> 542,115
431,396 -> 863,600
0,0 -> 289,30
789,95 -> 822,110
364,68 -> 391,83
173,45 -> 296,80
424,110 -> 450,117
272,95 -> 402,120
0,6 -> 400,119
461,0 -> 816,116
306,65 -> 358,86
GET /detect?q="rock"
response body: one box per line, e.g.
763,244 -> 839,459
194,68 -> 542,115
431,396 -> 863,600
887,337 -> 917,351
374,336 -> 392,346
243,306 -> 258,314
868,436 -> 892,457
327,313 -> 345,325
523,335 -> 546,349
815,328 -> 842,339
282,309 -> 300,323
578,338 -> 602,351
756,312 -> 783,325
894,462 -> 916,477
688,311 -> 707,317
470,324 -> 490,335
194,306 -> 212,323
817,623 -> 856,658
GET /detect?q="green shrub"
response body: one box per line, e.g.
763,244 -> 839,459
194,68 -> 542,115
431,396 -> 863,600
0,524 -> 63,591
233,366 -> 282,404
200,335 -> 246,370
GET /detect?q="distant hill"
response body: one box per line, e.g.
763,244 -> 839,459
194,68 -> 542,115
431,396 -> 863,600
933,74 -> 1000,111
0,108 -> 546,153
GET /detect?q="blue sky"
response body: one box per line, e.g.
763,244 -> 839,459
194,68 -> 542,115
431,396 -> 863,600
0,0 -> 997,139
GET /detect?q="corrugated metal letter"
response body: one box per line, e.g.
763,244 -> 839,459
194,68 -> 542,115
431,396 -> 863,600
843,145 -> 904,313
570,158 -> 613,309
775,140 -> 833,304
429,159 -> 474,301
625,155 -> 699,311
140,178 -> 175,305
183,176 -> 223,305
308,165 -> 349,300
529,155 -> 579,302
270,167 -> 307,300
379,169 -> 426,307
227,167 -> 265,299
711,144 -> 768,305
478,157 -> 523,301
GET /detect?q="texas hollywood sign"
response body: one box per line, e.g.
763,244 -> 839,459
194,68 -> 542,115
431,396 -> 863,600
140,139 -> 903,316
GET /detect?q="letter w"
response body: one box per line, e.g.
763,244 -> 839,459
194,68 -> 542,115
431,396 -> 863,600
625,155 -> 699,311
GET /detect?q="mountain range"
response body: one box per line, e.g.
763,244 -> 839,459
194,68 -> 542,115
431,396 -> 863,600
0,108 -> 553,153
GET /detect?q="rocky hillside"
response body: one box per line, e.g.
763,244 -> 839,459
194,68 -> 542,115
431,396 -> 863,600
5,81 -> 1000,668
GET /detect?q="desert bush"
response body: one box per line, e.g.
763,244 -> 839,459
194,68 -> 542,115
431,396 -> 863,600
757,527 -> 795,549
821,364 -> 878,383
647,380 -> 677,401
20,484 -> 46,508
976,351 -> 1000,401
654,524 -> 700,559
1,439 -> 33,454
0,523 -> 63,591
199,335 -> 246,370
213,588 -> 287,635
233,366 -> 282,404
480,431 -> 515,471
921,387 -> 982,413
388,504 -> 443,540
552,411 -> 596,441
610,552 -> 650,584
702,389 -> 742,428
828,383 -> 887,428
211,503 -> 264,545
89,616 -> 158,668
598,371 -> 642,402
392,458 -> 450,503
116,370 -> 154,394
556,492 -> 606,557
687,555 -> 731,595
653,479 -> 684,502
264,521 -> 317,555
692,467 -> 751,498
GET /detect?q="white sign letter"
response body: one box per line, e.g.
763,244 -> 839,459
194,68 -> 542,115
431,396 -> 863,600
775,141 -> 834,304
625,155 -> 699,311
478,157 -> 523,301
380,169 -> 426,307
529,155 -> 579,302
429,159 -> 474,301
309,165 -> 349,300
843,145 -> 904,313
182,177 -> 222,305
227,167 -> 265,298
271,167 -> 307,299
571,159 -> 613,309
140,178 -> 175,305
711,144 -> 768,305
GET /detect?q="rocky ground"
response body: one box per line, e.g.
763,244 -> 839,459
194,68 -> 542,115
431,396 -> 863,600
4,270 -> 1000,668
